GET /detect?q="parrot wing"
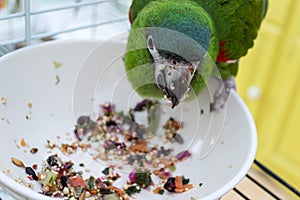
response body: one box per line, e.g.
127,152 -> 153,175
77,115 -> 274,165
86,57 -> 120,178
197,0 -> 268,60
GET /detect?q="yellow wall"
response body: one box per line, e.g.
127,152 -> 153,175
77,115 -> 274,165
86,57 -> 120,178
236,0 -> 300,189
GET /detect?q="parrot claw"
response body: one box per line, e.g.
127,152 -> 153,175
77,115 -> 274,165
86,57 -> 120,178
210,77 -> 236,112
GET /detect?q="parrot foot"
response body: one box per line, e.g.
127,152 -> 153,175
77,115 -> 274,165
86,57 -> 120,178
210,77 -> 236,112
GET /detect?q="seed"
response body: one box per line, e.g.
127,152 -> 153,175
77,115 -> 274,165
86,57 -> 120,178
11,157 -> 25,168
61,176 -> 69,187
145,154 -> 152,161
1,97 -> 7,105
25,167 -> 38,181
79,163 -> 85,167
63,187 -> 69,195
200,109 -> 204,115
30,148 -> 38,154
27,102 -> 32,108
55,75 -> 60,85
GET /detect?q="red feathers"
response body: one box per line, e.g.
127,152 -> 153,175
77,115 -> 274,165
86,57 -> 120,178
129,7 -> 133,24
216,41 -> 230,62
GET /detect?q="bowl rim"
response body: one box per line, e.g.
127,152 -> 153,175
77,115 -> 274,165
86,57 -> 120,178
201,91 -> 257,200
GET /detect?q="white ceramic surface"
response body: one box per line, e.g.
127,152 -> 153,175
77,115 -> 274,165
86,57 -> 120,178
0,39 -> 257,200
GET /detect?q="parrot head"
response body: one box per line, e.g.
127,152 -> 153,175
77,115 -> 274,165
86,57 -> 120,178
125,1 -> 219,108
146,35 -> 201,108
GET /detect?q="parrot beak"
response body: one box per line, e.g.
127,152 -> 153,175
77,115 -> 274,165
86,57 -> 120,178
156,62 -> 198,108
147,35 -> 199,108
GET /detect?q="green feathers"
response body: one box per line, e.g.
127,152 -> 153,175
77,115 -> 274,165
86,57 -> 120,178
130,0 -> 267,60
125,0 -> 267,99
125,0 -> 219,99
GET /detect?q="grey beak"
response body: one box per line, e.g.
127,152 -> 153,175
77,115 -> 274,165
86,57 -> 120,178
147,34 -> 200,108
156,69 -> 189,108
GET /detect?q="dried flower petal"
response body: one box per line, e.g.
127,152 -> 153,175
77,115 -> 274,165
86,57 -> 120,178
77,116 -> 90,125
133,99 -> 149,111
176,150 -> 191,161
163,177 -> 176,192
128,170 -> 137,183
101,103 -> 115,116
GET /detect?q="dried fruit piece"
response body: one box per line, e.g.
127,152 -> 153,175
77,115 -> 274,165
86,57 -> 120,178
164,176 -> 194,193
174,176 -> 183,192
107,186 -> 126,196
20,138 -> 26,147
40,170 -> 58,186
129,140 -> 149,153
70,176 -> 86,187
11,157 -> 25,168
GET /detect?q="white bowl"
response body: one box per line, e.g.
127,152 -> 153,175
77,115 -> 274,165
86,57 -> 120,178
0,39 -> 257,200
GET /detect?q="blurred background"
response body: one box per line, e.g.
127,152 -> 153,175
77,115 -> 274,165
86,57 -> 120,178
236,0 -> 300,193
0,0 -> 131,48
0,0 -> 299,199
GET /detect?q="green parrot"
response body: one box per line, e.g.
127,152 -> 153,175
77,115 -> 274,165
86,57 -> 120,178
124,0 -> 268,111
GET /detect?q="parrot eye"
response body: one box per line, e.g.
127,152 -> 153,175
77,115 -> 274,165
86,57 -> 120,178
172,60 -> 177,65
